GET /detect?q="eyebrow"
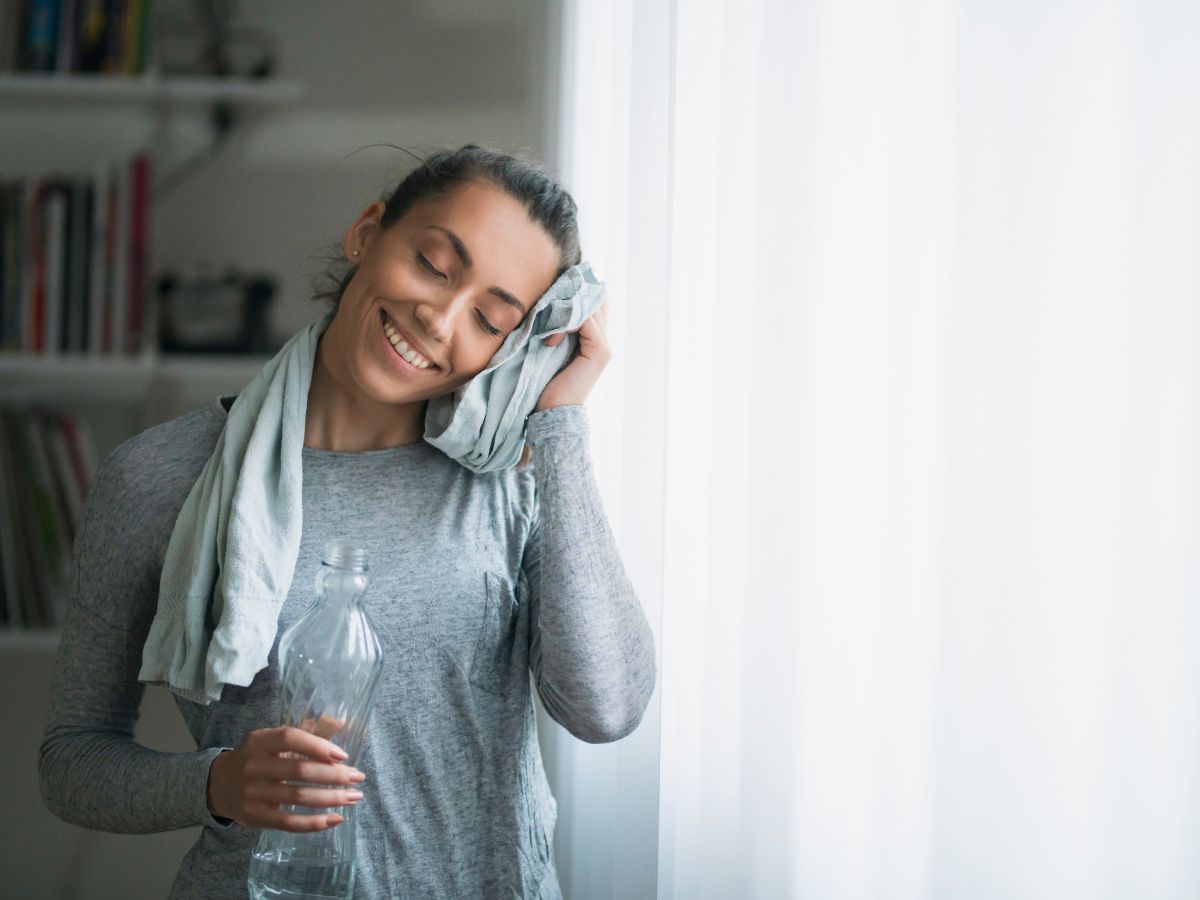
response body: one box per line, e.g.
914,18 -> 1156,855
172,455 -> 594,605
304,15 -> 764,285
488,286 -> 527,315
428,225 -> 527,315
429,225 -> 473,269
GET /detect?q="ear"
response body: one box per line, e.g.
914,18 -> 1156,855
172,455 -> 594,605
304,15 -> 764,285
343,201 -> 387,262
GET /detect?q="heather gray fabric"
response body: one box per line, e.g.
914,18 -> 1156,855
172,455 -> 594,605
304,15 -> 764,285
39,398 -> 656,900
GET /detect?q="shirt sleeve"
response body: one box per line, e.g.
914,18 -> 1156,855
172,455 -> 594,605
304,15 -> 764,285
522,405 -> 657,744
38,425 -> 234,835
39,601 -> 232,833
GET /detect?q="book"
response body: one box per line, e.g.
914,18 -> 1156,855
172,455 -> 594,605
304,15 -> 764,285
56,412 -> 91,503
65,180 -> 92,352
2,410 -> 49,626
121,0 -> 139,73
0,186 -> 7,347
20,180 -> 40,353
125,153 -> 148,354
42,186 -> 66,354
100,0 -> 123,74
101,166 -> 118,351
87,162 -> 109,355
55,0 -> 78,72
0,0 -> 22,72
23,0 -> 60,72
110,158 -> 129,354
42,414 -> 82,538
1,184 -> 20,350
76,0 -> 105,72
0,414 -> 35,627
22,411 -> 72,624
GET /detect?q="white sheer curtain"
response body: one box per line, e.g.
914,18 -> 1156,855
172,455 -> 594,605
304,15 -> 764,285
551,0 -> 1200,898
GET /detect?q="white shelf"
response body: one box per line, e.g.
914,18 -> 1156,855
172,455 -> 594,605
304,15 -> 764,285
0,628 -> 61,652
0,352 -> 270,404
0,73 -> 304,105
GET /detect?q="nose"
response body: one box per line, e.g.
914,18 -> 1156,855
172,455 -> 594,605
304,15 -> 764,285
413,286 -> 472,345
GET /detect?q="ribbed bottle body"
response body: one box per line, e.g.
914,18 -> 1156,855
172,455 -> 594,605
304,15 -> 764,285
248,542 -> 384,900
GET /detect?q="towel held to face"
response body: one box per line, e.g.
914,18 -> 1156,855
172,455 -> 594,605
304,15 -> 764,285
137,263 -> 606,704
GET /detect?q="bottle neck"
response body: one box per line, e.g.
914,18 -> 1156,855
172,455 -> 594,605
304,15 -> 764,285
316,566 -> 369,609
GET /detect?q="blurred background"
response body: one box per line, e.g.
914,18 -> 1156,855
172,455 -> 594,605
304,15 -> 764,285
5,1 -> 1200,899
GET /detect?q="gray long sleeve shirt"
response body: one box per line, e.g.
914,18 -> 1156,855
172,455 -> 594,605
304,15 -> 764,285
39,398 -> 656,900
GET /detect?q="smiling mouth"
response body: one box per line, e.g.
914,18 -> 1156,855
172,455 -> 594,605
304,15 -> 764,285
381,311 -> 437,370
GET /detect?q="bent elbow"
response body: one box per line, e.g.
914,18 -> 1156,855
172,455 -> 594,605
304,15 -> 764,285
38,736 -> 74,824
543,657 -> 657,744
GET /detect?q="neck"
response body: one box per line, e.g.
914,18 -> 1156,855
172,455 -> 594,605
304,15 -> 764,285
305,331 -> 426,452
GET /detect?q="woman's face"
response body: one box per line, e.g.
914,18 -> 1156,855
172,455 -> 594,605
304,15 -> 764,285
327,181 -> 561,405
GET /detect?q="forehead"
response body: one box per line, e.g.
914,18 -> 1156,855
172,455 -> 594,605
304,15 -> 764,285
401,181 -> 559,271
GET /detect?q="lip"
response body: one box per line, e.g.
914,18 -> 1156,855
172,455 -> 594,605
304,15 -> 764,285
379,309 -> 440,372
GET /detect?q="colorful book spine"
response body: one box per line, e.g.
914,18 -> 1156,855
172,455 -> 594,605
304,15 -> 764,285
1,155 -> 150,357
23,0 -> 60,72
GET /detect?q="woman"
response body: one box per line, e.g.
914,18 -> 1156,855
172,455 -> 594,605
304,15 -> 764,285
39,146 -> 657,899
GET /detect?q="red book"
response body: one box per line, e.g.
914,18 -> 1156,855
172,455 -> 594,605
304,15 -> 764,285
125,154 -> 150,355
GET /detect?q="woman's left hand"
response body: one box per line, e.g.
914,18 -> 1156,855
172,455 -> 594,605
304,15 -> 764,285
534,294 -> 611,412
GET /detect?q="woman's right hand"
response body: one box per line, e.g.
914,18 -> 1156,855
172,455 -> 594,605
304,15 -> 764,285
206,726 -> 366,831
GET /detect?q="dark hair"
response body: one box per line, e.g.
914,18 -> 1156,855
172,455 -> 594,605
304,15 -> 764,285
315,145 -> 581,307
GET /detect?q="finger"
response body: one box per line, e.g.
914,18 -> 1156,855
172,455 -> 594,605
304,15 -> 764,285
271,812 -> 346,833
544,332 -> 566,347
255,784 -> 364,809
256,757 -> 365,786
268,726 -> 349,762
576,313 -> 610,353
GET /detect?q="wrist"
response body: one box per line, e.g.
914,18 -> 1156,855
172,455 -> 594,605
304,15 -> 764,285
206,749 -> 230,819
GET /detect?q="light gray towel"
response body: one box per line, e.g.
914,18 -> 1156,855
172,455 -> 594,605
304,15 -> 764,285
425,262 -> 606,471
138,263 -> 605,704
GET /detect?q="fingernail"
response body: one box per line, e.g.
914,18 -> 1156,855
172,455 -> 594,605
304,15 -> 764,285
347,791 -> 363,801
331,748 -> 348,760
349,769 -> 365,781
330,815 -> 344,824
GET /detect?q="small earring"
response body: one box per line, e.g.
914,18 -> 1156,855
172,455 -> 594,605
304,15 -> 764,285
353,250 -> 359,256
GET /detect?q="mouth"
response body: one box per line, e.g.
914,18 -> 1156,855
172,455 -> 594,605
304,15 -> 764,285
379,310 -> 438,372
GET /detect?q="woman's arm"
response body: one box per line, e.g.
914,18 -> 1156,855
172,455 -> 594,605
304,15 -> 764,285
522,405 -> 656,743
39,600 -> 230,833
38,415 -> 233,834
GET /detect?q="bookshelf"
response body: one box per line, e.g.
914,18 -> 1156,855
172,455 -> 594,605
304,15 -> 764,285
0,627 -> 61,652
0,72 -> 300,640
0,72 -> 304,104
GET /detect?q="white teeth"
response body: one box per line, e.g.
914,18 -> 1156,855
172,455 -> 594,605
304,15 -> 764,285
383,317 -> 432,368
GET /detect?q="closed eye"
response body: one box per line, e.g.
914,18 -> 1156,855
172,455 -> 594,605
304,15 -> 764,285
476,310 -> 501,337
416,252 -> 445,279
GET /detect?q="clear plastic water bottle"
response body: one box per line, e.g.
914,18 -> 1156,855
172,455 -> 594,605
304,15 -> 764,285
248,539 -> 385,900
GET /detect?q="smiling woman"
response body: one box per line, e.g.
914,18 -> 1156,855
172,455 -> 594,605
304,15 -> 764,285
38,144 -> 652,900
305,147 -> 589,453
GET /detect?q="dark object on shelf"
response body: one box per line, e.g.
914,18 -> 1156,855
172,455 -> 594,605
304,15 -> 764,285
157,268 -> 280,354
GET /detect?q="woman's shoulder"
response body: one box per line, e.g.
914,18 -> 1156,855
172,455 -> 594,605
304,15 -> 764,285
73,401 -> 226,628
94,402 -> 225,510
